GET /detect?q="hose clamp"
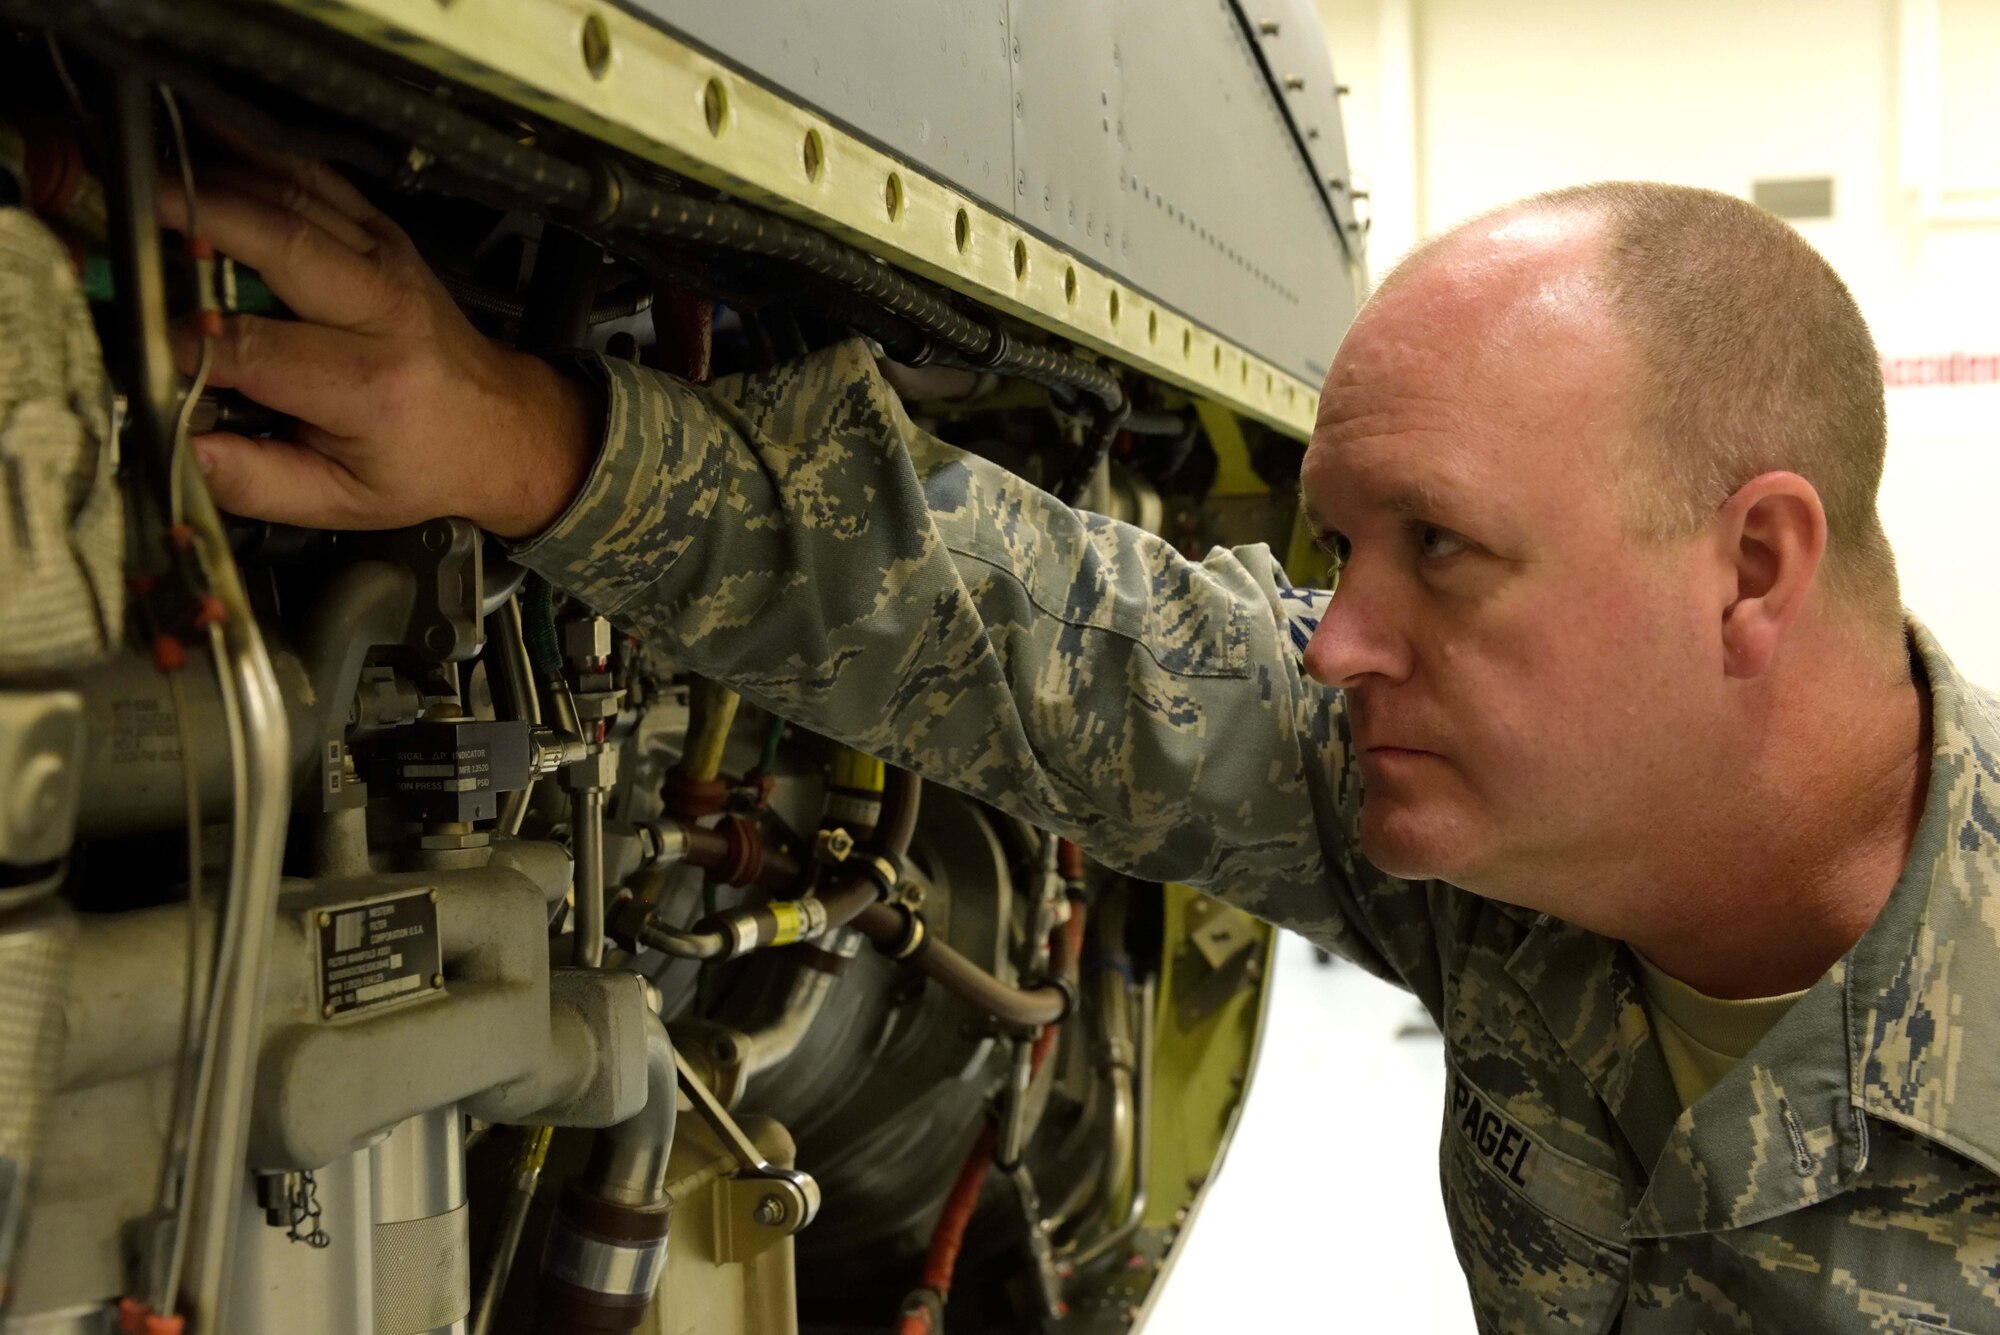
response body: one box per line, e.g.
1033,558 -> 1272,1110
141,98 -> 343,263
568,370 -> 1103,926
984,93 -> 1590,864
854,852 -> 900,900
871,905 -> 927,961
1028,973 -> 1078,1023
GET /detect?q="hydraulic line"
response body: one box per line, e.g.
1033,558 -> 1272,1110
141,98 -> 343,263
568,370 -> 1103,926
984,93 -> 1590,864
853,901 -> 1071,1029
1065,975 -> 1157,1271
898,1123 -> 998,1335
677,677 -> 741,785
629,761 -> 912,960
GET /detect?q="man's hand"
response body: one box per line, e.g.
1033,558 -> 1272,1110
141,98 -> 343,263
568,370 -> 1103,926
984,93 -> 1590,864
161,152 -> 594,539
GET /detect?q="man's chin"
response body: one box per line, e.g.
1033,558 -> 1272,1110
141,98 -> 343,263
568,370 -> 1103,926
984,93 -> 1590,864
1357,802 -> 1478,883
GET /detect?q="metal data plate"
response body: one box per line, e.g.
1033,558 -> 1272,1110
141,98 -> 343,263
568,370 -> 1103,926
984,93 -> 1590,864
314,889 -> 444,1019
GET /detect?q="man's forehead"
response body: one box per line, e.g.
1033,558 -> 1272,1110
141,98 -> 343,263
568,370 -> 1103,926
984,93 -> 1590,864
1330,208 -> 1614,378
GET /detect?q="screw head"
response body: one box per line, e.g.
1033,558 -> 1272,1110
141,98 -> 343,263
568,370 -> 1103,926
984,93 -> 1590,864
754,1194 -> 787,1226
318,913 -> 332,928
431,973 -> 445,989
322,1002 -> 336,1019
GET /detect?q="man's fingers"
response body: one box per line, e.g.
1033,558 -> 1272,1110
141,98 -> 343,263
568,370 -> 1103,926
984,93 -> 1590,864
182,315 -> 389,438
202,166 -> 379,256
158,182 -> 408,332
191,430 -> 380,530
211,134 -> 387,230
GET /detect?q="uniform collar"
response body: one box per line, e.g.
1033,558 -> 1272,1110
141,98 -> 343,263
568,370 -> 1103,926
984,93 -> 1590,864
1845,619 -> 2000,1180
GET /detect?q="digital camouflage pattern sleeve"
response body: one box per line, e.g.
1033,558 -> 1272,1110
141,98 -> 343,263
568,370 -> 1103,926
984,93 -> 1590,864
512,339 -> 1442,1000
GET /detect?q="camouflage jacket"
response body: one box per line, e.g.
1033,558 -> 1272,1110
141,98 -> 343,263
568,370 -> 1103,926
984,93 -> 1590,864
516,341 -> 2000,1334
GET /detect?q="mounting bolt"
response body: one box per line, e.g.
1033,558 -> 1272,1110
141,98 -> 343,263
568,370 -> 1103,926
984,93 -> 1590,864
1283,74 -> 1305,91
754,1194 -> 787,1226
1258,18 -> 1279,34
814,827 -> 856,863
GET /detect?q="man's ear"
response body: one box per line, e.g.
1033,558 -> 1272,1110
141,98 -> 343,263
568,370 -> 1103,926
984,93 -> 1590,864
1714,471 -> 1827,679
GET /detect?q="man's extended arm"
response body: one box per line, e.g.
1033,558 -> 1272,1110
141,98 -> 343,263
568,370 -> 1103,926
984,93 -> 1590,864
510,342 -> 1408,966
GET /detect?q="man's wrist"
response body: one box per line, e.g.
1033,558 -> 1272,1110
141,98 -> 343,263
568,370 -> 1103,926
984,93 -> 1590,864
484,351 -> 600,540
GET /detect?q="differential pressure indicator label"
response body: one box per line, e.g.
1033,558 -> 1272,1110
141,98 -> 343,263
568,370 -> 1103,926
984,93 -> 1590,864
315,889 -> 443,1019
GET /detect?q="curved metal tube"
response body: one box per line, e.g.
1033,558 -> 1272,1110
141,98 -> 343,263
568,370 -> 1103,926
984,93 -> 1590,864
739,931 -> 862,1081
852,903 -> 1069,1028
639,922 -> 728,960
1066,976 -> 1155,1270
172,433 -> 295,1332
582,1012 -> 680,1208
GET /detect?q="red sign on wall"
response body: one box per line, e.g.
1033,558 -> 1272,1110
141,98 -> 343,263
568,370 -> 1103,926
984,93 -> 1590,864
1881,354 -> 2000,387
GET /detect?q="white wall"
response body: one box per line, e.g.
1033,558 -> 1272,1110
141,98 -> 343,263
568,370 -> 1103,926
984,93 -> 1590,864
1316,0 -> 2000,683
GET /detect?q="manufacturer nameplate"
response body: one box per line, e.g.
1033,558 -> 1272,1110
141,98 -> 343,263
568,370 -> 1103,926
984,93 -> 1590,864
315,889 -> 442,1019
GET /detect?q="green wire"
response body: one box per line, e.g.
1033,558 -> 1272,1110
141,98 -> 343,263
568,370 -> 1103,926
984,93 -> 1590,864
758,714 -> 786,774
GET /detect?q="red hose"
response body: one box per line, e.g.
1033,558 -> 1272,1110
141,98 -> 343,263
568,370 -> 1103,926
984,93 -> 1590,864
919,1122 -> 1000,1297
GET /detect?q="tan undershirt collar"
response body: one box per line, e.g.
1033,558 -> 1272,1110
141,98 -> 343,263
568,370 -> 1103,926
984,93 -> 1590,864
1632,951 -> 1810,1109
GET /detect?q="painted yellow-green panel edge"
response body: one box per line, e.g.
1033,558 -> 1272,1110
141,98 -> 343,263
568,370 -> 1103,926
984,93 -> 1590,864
1138,885 -> 1277,1263
264,0 -> 1323,439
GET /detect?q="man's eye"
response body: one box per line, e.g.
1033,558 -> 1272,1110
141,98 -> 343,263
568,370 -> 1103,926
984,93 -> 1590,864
1316,531 -> 1351,582
1419,525 -> 1469,560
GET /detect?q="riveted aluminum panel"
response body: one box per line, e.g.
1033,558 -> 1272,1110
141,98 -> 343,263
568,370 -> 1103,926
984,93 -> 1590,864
620,0 -> 1356,387
1018,0 -> 1352,386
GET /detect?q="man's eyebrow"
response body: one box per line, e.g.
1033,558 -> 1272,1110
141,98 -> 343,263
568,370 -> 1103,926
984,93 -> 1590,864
1384,483 -> 1443,517
1300,481 -> 1448,532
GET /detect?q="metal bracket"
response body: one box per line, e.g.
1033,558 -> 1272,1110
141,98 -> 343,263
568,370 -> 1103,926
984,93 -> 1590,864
359,518 -> 484,663
673,1048 -> 820,1263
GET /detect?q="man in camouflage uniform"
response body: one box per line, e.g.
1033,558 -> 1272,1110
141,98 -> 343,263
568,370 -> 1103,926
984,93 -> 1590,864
166,154 -> 1999,1331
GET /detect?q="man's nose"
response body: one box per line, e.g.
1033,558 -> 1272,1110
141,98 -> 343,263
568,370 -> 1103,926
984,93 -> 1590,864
1300,573 -> 1413,688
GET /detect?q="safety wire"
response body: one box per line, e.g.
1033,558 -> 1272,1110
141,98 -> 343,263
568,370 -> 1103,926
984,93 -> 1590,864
149,85 -> 242,1318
